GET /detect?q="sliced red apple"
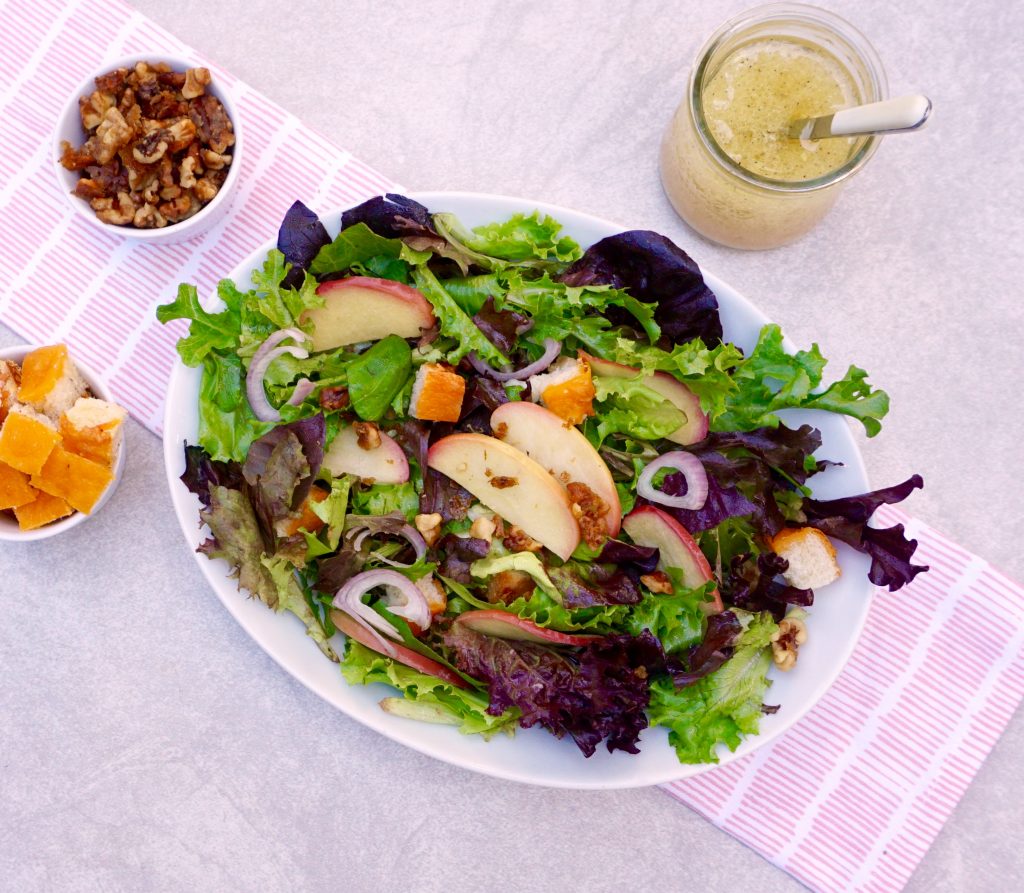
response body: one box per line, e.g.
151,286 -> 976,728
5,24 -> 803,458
331,609 -> 470,689
490,401 -> 621,537
584,352 -> 708,446
622,505 -> 723,614
426,432 -> 580,561
302,276 -> 436,351
323,424 -> 409,483
455,610 -> 600,646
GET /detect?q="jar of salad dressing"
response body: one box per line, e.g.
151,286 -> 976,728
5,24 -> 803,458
660,4 -> 888,250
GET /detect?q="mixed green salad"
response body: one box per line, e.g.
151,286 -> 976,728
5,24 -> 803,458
158,194 -> 927,763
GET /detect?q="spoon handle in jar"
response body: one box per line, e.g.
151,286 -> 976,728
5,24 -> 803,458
792,95 -> 933,140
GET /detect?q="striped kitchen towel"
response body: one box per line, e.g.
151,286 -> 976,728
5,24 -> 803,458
0,0 -> 395,433
662,504 -> 1024,892
2,3 -> 1022,892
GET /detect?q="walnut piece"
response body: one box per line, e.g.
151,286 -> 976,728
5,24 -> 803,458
189,93 -> 235,153
159,193 -> 194,223
318,386 -> 350,411
60,140 -> 95,171
353,421 -> 381,450
566,480 -> 609,549
133,203 -> 167,229
79,90 -> 114,130
182,67 -> 211,99
469,515 -> 496,541
179,155 -> 200,189
91,191 -> 136,225
503,525 -> 543,553
164,117 -> 197,153
640,571 -> 674,594
192,177 -> 219,203
200,148 -> 231,170
92,107 -> 134,164
771,616 -> 808,672
132,130 -> 169,165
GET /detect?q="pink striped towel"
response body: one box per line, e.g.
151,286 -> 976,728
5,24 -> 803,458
2,3 -> 1021,892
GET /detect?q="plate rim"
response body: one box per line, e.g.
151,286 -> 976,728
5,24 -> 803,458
162,189 -> 872,789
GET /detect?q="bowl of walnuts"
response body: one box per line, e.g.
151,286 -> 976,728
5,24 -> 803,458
54,54 -> 243,244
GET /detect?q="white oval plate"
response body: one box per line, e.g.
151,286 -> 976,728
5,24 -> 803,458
163,191 -> 871,789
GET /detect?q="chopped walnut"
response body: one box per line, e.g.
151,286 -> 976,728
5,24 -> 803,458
770,616 -> 808,672
192,176 -> 219,203
566,481 -> 609,549
503,525 -> 543,554
124,101 -> 142,130
160,184 -> 182,200
91,191 -> 136,225
489,475 -> 518,489
59,140 -> 95,171
91,107 -> 134,164
132,203 -> 166,228
640,571 -> 674,594
318,386 -> 350,411
79,90 -> 114,130
182,67 -> 212,99
164,117 -> 197,153
200,148 -> 231,170
117,86 -> 136,116
72,178 -> 107,200
132,129 -> 169,165
159,192 -> 194,222
179,155 -> 200,189
487,569 -> 535,604
188,93 -> 235,153
414,513 -> 443,548
353,421 -> 381,450
95,67 -> 129,95
156,70 -> 187,89
469,515 -> 497,541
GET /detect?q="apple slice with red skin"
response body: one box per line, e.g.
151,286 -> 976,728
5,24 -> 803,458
622,505 -> 724,614
322,424 -> 409,483
583,352 -> 708,446
302,276 -> 436,351
427,432 -> 581,560
331,609 -> 470,689
455,610 -> 600,646
490,401 -> 621,537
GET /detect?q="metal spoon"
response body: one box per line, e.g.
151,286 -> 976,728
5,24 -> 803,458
789,94 -> 932,141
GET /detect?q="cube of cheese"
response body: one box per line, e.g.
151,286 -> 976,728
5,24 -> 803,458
0,405 -> 61,475
60,397 -> 126,467
0,359 -> 20,425
14,491 -> 74,530
18,344 -> 87,420
31,444 -> 113,514
410,363 -> 466,423
0,460 -> 37,510
529,356 -> 595,425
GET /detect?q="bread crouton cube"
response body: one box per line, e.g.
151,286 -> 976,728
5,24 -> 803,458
0,460 -> 37,510
18,344 -> 88,419
0,406 -> 61,475
14,490 -> 74,530
770,527 -> 841,590
31,444 -> 113,514
410,363 -> 466,423
60,397 -> 127,467
0,359 -> 21,425
529,357 -> 595,425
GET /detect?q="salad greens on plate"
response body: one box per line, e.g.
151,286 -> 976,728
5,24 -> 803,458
158,193 -> 927,764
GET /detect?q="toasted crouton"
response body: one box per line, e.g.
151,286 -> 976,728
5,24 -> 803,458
0,359 -> 20,425
18,344 -> 88,420
770,527 -> 841,590
529,356 -> 595,425
410,363 -> 465,422
0,405 -> 61,476
59,397 -> 127,467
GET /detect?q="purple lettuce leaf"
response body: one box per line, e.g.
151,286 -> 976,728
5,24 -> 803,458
243,414 -> 325,511
277,200 -> 331,289
694,425 -> 824,486
723,552 -> 813,621
560,230 -> 722,346
435,534 -> 490,584
801,475 -> 928,590
340,193 -> 438,240
597,539 -> 660,575
669,610 -> 743,686
443,624 -> 668,756
393,419 -> 474,520
471,297 -> 530,356
646,472 -> 759,534
313,547 -> 367,595
457,376 -> 509,435
548,563 -> 643,608
181,443 -> 244,508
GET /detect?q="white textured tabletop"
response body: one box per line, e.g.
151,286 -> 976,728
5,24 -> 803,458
3,1 -> 1022,890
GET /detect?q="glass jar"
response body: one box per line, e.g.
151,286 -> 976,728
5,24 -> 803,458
659,3 -> 888,250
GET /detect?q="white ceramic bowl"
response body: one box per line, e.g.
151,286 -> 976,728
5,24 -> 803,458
0,344 -> 126,542
52,54 -> 243,245
163,192 -> 873,788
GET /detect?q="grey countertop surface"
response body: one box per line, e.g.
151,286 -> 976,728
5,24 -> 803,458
3,1 -> 1023,890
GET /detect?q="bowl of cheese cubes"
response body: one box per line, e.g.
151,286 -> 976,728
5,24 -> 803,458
0,344 -> 126,541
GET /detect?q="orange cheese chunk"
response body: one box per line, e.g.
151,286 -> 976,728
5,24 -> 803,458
0,410 -> 61,475
59,398 -> 126,467
18,344 -> 69,402
538,361 -> 595,426
31,445 -> 113,514
410,363 -> 466,423
0,460 -> 37,510
275,487 -> 329,538
14,490 -> 74,530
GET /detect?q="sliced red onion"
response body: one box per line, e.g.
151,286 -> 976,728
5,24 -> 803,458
637,451 -> 709,511
345,519 -> 427,568
468,337 -> 561,382
246,328 -> 310,422
332,569 -> 431,653
286,378 -> 315,406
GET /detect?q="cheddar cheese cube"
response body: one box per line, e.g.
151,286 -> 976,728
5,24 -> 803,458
0,406 -> 61,475
0,460 -> 37,510
59,397 -> 126,467
14,491 -> 74,530
18,344 -> 87,419
410,363 -> 466,423
31,444 -> 113,514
